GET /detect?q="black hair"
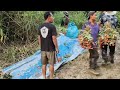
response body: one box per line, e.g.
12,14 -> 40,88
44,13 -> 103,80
44,11 -> 52,20
88,11 -> 96,20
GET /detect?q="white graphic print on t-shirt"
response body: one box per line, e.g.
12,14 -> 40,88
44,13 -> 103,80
40,26 -> 48,38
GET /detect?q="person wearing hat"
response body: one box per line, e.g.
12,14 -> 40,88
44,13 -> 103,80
99,11 -> 118,65
99,11 -> 118,28
82,11 -> 100,75
61,11 -> 70,27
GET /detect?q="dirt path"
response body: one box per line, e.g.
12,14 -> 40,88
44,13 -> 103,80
55,36 -> 120,79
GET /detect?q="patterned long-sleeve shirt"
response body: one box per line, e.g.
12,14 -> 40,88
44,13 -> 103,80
99,13 -> 118,29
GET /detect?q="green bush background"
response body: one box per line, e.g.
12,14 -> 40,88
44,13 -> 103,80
0,11 -> 120,44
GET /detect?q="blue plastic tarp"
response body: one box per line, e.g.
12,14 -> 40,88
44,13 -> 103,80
66,22 -> 79,39
2,34 -> 85,79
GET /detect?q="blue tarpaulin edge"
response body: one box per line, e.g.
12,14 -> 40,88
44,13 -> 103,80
2,34 -> 85,79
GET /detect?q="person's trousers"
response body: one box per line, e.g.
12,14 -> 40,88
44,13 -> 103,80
101,44 -> 115,63
89,48 -> 99,69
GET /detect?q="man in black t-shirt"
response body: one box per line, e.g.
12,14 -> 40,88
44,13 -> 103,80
38,12 -> 60,79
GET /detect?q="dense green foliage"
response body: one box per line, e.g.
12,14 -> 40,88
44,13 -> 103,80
0,11 -> 88,44
0,11 -> 120,45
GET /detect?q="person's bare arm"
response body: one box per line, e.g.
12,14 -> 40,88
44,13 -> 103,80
52,35 -> 61,62
38,35 -> 41,47
52,36 -> 59,53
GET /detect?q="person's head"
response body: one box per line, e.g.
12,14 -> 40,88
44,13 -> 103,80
44,11 -> 54,23
63,11 -> 69,17
88,11 -> 97,21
